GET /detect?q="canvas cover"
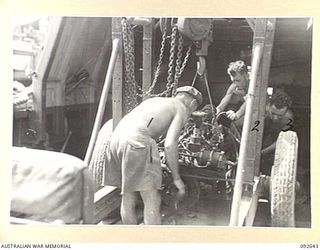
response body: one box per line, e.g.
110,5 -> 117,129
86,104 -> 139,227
11,147 -> 94,224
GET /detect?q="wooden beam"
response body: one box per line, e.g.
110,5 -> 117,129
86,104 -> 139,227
232,177 -> 264,226
245,18 -> 255,31
229,41 -> 264,226
229,19 -> 276,227
244,176 -> 264,226
229,19 -> 266,226
142,18 -> 154,101
242,19 -> 268,183
253,19 -> 276,176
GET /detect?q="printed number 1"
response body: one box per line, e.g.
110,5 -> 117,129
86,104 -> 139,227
251,120 -> 260,132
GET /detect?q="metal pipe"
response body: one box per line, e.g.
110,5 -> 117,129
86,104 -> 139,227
84,39 -> 120,166
229,43 -> 263,226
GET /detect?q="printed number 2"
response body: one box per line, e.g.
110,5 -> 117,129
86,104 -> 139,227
282,118 -> 293,132
251,120 -> 260,132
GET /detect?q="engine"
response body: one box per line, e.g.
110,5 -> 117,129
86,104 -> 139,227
159,106 -> 240,208
177,109 -> 236,171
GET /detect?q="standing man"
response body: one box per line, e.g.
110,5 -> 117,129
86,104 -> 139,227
216,60 -> 250,121
103,86 -> 203,225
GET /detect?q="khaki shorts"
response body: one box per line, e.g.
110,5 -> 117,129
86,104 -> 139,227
103,131 -> 162,194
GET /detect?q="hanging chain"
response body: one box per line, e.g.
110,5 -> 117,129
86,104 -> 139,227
121,18 -> 138,114
180,44 -> 192,76
171,34 -> 184,96
136,19 -> 168,97
164,24 -> 178,96
121,18 -> 193,104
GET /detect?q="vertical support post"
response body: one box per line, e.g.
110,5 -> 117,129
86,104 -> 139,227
112,17 -> 123,129
241,19 -> 267,183
229,42 -> 264,226
253,19 -> 276,176
142,18 -> 154,101
229,18 -> 276,226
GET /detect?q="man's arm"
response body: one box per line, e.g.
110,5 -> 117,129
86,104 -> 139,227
164,113 -> 185,180
225,95 -> 246,120
261,110 -> 294,155
216,84 -> 236,113
235,100 -> 246,120
164,111 -> 187,197
261,142 -> 276,155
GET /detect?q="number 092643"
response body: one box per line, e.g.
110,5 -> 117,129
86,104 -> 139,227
300,244 -> 319,248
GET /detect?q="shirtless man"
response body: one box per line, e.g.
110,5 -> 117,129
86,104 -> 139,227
216,60 -> 250,121
103,86 -> 203,225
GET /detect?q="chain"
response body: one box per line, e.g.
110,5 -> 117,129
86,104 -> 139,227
164,24 -> 178,96
121,18 -> 138,114
138,19 -> 168,97
172,34 -> 184,95
121,18 -> 192,103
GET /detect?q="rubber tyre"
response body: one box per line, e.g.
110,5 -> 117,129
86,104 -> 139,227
161,175 -> 200,210
88,119 -> 113,191
270,131 -> 298,227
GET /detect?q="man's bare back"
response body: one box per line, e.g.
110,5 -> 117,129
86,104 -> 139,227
113,97 -> 189,140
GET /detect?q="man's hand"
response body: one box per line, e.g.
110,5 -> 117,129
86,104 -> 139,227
226,110 -> 237,120
173,177 -> 185,199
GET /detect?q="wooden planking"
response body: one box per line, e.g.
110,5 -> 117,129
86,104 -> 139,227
30,17 -> 65,144
47,17 -> 112,106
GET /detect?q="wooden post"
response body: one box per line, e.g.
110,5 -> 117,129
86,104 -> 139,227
30,17 -> 65,144
253,19 -> 276,176
142,18 -> 154,101
229,42 -> 264,226
112,18 -> 123,129
229,18 -> 276,226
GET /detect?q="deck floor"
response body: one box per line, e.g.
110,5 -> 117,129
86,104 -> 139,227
101,190 -> 311,227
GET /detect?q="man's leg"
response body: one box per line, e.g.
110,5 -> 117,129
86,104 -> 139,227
140,189 -> 161,225
121,192 -> 138,224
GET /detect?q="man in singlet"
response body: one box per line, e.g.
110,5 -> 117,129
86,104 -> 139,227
103,86 -> 203,225
216,60 -> 250,121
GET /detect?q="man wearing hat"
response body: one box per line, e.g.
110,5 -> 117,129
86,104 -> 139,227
103,86 -> 203,225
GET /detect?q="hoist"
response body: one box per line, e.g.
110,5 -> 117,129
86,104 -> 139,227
176,18 -> 213,75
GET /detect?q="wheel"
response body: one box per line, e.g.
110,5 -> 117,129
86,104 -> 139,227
88,119 -> 123,223
161,174 -> 200,210
270,131 -> 298,227
88,119 -> 113,191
